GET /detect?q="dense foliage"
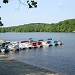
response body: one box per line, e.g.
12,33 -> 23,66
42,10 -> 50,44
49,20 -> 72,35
0,6 -> 3,27
3,0 -> 37,8
0,17 -> 3,27
0,19 -> 75,33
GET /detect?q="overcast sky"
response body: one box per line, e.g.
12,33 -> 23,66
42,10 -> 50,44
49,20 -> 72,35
0,0 -> 75,27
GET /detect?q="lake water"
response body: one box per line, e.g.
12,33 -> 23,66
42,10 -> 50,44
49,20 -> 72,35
0,32 -> 75,75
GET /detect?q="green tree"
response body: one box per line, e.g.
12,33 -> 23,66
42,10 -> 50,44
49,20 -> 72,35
0,6 -> 3,27
3,0 -> 37,8
0,17 -> 3,27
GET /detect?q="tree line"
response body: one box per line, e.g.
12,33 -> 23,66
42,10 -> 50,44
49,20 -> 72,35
0,19 -> 75,33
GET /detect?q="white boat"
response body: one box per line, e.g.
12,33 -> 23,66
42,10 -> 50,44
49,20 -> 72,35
42,41 -> 52,46
39,39 -> 52,47
57,38 -> 63,45
8,41 -> 19,51
57,41 -> 62,45
19,40 -> 32,49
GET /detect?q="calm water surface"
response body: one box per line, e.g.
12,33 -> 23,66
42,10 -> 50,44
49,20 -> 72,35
0,32 -> 75,75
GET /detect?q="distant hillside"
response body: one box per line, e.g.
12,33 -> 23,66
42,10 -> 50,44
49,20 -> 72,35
0,19 -> 75,32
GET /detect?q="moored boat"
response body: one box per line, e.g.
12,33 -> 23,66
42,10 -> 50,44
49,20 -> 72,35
39,39 -> 52,47
37,41 -> 43,48
19,40 -> 32,49
52,41 -> 58,46
8,41 -> 19,51
0,41 -> 10,52
57,41 -> 62,45
30,42 -> 37,48
29,38 -> 38,48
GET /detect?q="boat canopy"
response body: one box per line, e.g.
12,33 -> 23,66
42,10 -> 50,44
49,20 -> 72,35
47,38 -> 52,40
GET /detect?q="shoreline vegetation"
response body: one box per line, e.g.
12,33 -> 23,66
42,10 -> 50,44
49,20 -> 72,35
0,19 -> 75,33
0,55 -> 63,75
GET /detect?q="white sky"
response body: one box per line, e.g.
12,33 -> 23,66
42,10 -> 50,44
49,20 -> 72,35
0,0 -> 75,27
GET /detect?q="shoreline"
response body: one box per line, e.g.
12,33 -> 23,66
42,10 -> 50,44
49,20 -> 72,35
0,55 -> 63,75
